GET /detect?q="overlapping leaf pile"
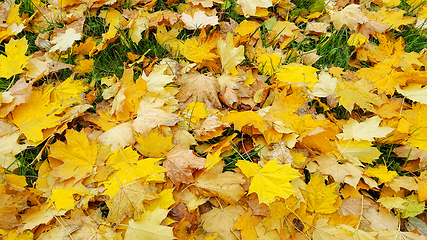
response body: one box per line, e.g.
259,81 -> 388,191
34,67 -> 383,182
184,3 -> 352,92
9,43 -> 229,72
2,0 -> 427,238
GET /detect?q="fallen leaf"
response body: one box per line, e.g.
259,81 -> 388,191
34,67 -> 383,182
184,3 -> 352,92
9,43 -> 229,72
218,33 -> 245,75
176,73 -> 221,110
201,204 -> 245,240
181,10 -> 219,30
50,28 -> 82,52
124,207 -> 175,240
237,159 -> 300,204
195,161 -> 246,203
164,146 -> 206,185
336,116 -> 394,141
302,174 -> 339,214
107,180 -> 158,223
0,37 -> 29,79
135,130 -> 174,158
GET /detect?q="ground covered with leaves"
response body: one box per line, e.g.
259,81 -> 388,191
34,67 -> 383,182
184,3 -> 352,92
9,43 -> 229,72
2,0 -> 427,239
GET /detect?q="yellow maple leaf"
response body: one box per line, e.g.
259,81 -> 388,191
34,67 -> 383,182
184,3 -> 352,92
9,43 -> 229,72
336,78 -> 383,113
5,3 -> 22,26
356,60 -> 404,95
0,132 -> 29,170
398,194 -> 425,218
146,188 -> 176,211
347,33 -> 367,48
129,14 -> 149,43
302,174 -> 339,214
103,149 -> 166,198
181,10 -> 219,30
376,96 -> 404,118
408,128 -> 427,151
204,148 -> 223,169
174,38 -> 218,63
276,64 -> 319,88
271,21 -> 300,39
417,172 -> 427,201
195,161 -> 246,203
19,203 -> 66,232
135,130 -> 174,158
336,116 -> 394,141
141,64 -> 173,96
107,180 -> 158,224
357,34 -> 404,63
311,71 -> 338,97
235,20 -> 261,37
4,174 -> 27,191
234,210 -> 261,240
236,0 -> 273,16
217,33 -> 245,75
0,37 -> 30,79
365,164 -> 398,183
257,53 -> 281,75
49,28 -> 82,52
376,7 -> 415,30
401,103 -> 427,135
201,204 -> 245,239
377,197 -> 407,210
396,84 -> 427,105
10,77 -> 89,143
74,59 -> 94,76
84,107 -> 118,131
237,159 -> 301,204
155,24 -> 180,47
97,121 -> 135,151
262,196 -> 299,232
124,207 -> 174,240
336,139 -> 382,165
181,101 -> 210,125
50,184 -> 89,212
90,17 -> 122,55
176,73 -> 222,110
116,76 -> 147,119
49,129 -> 97,182
221,111 -> 269,134
132,98 -> 180,137
315,154 -> 355,184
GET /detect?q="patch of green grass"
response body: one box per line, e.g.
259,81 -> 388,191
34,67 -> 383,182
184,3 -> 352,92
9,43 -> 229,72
394,24 -> 427,53
397,0 -> 426,15
327,104 -> 349,120
314,28 -> 354,70
0,78 -> 15,91
220,0 -> 246,23
17,0 -> 36,16
292,0 -> 317,12
91,41 -> 128,79
153,0 -> 185,12
9,143 -> 47,187
84,11 -> 108,38
281,24 -> 354,70
373,135 -> 406,175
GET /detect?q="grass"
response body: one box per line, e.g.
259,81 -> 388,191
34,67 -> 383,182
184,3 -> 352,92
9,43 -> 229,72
396,24 -> 427,53
14,144 -> 46,186
314,28 -> 354,70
